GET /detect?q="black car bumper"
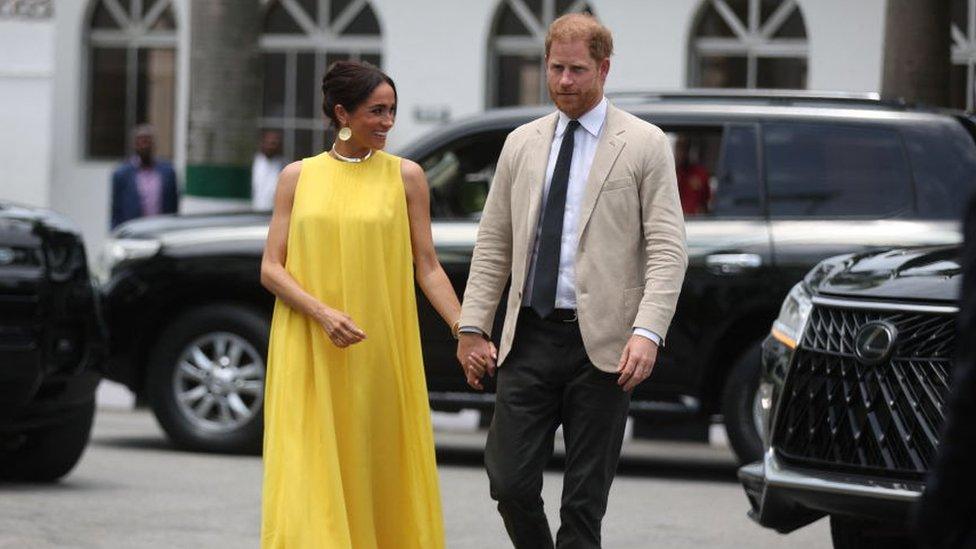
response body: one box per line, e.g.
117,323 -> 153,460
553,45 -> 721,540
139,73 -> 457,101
0,329 -> 101,431
739,449 -> 923,533
0,371 -> 100,432
1,292 -> 105,426
0,205 -> 106,435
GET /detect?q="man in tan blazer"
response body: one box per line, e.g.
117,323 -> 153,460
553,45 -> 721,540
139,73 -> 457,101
456,13 -> 687,549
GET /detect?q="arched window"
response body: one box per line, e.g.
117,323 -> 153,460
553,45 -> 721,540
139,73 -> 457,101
86,0 -> 178,159
487,0 -> 594,107
260,0 -> 382,160
689,0 -> 808,89
952,0 -> 976,110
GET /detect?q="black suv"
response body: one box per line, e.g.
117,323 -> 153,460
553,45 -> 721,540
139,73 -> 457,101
0,202 -> 105,481
99,91 -> 976,457
739,244 -> 961,547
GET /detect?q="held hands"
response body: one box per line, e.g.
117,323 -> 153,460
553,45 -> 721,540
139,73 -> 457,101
617,335 -> 659,392
456,333 -> 497,391
317,306 -> 366,348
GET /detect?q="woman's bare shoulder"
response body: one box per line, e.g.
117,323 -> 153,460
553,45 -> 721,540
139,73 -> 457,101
281,160 -> 303,180
400,157 -> 424,177
399,158 -> 426,189
276,160 -> 303,195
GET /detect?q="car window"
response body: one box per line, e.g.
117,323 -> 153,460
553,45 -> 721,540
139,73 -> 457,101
764,123 -> 913,218
419,131 -> 509,220
664,124 -> 763,218
903,121 -> 976,219
712,124 -> 762,217
420,124 -> 762,220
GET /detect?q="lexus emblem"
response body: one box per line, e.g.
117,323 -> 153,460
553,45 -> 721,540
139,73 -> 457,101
854,321 -> 898,365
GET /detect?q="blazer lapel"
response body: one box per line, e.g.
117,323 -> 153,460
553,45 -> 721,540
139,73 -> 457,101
577,106 -> 627,241
522,113 -> 559,249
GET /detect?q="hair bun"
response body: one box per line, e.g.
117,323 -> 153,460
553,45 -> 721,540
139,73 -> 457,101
325,60 -> 357,76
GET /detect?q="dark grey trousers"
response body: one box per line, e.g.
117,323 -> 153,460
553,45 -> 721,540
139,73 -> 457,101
485,308 -> 631,549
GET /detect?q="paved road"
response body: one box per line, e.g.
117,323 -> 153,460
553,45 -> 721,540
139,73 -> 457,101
0,409 -> 830,548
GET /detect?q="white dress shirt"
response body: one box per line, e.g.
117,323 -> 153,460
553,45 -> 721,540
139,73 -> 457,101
251,153 -> 286,211
463,96 -> 660,346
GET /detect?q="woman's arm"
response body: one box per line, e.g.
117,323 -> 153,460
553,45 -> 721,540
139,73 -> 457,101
260,161 -> 365,348
401,159 -> 461,332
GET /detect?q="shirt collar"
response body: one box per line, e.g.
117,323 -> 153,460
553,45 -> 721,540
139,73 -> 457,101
555,96 -> 607,139
130,156 -> 155,169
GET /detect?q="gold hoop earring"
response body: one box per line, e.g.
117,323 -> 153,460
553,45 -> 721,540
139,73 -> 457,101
337,127 -> 352,141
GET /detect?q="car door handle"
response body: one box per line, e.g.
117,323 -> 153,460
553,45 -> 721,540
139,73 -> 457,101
705,253 -> 763,274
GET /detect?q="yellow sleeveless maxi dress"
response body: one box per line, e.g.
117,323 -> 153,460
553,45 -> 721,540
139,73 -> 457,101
260,150 -> 445,548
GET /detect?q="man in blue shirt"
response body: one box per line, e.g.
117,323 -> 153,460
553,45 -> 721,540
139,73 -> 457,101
110,125 -> 179,229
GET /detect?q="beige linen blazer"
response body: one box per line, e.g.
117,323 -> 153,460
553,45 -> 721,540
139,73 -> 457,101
459,103 -> 688,373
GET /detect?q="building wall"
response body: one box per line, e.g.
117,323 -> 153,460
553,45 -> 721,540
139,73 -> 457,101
0,16 -> 54,207
592,1 -> 701,92
801,0 -> 886,92
373,0 -> 497,149
0,0 -> 888,260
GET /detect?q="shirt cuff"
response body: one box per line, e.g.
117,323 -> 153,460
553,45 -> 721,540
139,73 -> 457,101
458,326 -> 487,337
632,328 -> 661,346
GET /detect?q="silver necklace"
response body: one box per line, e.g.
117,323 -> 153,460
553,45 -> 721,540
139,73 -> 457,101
330,146 -> 373,163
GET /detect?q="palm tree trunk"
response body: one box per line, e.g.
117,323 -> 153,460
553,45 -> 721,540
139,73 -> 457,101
185,0 -> 262,201
881,0 -> 951,107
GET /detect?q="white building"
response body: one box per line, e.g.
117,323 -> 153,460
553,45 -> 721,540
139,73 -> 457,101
1,0 -> 973,258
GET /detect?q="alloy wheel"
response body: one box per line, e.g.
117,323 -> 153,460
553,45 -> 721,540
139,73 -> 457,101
172,332 -> 265,433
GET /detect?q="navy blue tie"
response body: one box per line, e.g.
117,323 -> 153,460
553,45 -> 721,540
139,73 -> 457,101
530,120 -> 580,318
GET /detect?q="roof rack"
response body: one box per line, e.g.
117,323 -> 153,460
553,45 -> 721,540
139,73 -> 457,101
606,89 -> 905,108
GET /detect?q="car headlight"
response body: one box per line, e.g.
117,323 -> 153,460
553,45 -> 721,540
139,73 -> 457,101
0,246 -> 40,267
770,282 -> 813,350
95,238 -> 161,283
756,379 -> 774,445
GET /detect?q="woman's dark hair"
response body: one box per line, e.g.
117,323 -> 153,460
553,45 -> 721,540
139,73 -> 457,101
321,61 -> 397,127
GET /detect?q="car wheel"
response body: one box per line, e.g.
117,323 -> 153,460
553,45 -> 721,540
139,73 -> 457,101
147,304 -> 268,454
721,340 -> 764,464
0,400 -> 95,482
830,515 -> 915,548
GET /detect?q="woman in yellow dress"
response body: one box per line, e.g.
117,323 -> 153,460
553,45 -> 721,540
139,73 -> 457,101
259,61 -> 479,548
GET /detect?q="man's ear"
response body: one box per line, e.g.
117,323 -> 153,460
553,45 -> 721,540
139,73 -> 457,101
599,58 -> 610,81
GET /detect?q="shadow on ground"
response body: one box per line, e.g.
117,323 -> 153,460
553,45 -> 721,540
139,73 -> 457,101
90,436 -> 179,452
0,476 -> 126,492
435,446 -> 739,484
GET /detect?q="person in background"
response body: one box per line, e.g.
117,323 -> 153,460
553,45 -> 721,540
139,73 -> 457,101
674,135 -> 711,216
110,124 -> 179,229
251,129 -> 285,211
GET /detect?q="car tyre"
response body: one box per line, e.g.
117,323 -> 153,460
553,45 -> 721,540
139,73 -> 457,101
147,304 -> 269,454
722,340 -> 764,464
830,515 -> 915,549
0,400 -> 95,482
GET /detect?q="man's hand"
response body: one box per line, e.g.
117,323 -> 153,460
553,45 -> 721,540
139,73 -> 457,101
617,335 -> 659,392
456,333 -> 497,391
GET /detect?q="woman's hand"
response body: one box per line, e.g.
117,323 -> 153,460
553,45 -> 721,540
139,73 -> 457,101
317,307 -> 366,348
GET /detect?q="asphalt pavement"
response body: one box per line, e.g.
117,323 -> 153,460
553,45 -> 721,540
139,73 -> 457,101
0,408 -> 831,548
